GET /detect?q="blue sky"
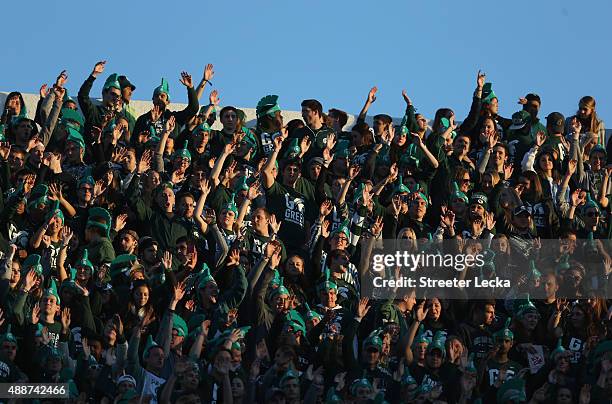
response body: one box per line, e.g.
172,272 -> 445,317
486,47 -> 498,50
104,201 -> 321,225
2,0 -> 611,125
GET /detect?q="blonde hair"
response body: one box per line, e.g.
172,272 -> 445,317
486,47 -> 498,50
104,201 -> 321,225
578,96 -> 604,142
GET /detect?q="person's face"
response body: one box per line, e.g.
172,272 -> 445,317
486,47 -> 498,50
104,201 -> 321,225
143,244 -> 158,264
174,156 -> 190,173
123,150 -> 137,172
146,346 -> 165,370
321,288 -> 337,308
8,151 -> 25,171
48,215 -> 62,235
282,164 -> 300,185
200,282 -> 219,306
556,353 -> 571,373
470,204 -> 485,220
133,286 -> 149,307
9,263 -> 20,288
117,381 -> 135,395
521,312 -> 539,331
285,256 -> 304,277
394,131 -> 407,146
1,341 -> 17,361
30,145 -> 44,165
409,198 -> 427,219
6,95 -> 21,113
459,173 -> 471,192
153,92 -> 169,108
190,170 -> 206,187
453,136 -> 470,155
273,294 -> 289,313
157,188 -> 175,212
487,98 -> 499,115
193,130 -> 210,151
526,100 -> 540,118
491,146 -> 506,167
88,340 -> 102,359
330,252 -> 350,273
481,174 -> 494,193
231,377 -> 245,398
14,120 -> 33,142
556,387 -> 572,404
578,105 -> 592,120
104,88 -> 122,109
104,321 -> 117,343
480,119 -> 496,140
566,269 -> 583,288
252,210 -> 269,234
330,232 -> 348,251
496,337 -> 514,354
363,346 -> 380,365
219,209 -> 236,229
483,304 -> 495,325
301,107 -> 318,126
538,153 -> 554,171
373,118 -> 386,136
41,295 -> 59,315
122,86 -> 132,102
309,163 -> 322,180
78,184 -> 93,203
416,114 -> 428,131
543,274 -> 558,298
282,378 -> 300,400
426,349 -> 443,368
171,329 -> 185,349
570,307 -> 585,326
351,129 -> 365,147
427,299 -> 442,321
589,151 -> 606,171
178,196 -> 195,218
119,234 -> 137,254
76,264 -> 92,282
221,110 -> 237,133
64,142 -> 82,163
513,211 -> 531,229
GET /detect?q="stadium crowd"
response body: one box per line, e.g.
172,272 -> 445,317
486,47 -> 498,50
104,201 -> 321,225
0,62 -> 611,403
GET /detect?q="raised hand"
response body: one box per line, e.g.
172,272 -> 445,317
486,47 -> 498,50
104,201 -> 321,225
138,150 -> 152,174
348,164 -> 361,180
402,89 -> 412,106
319,200 -> 333,218
60,226 -> 73,248
367,86 -> 378,104
0,142 -> 11,161
503,163 -> 514,179
571,117 -> 582,136
164,115 -> 176,134
24,269 -> 38,292
357,297 -> 370,318
209,89 -> 220,107
371,216 -> 384,237
321,220 -> 330,238
300,135 -> 312,155
179,71 -> 193,88
48,182 -> 62,201
162,251 -> 173,271
415,301 -> 429,322
55,70 -> 68,88
53,86 -> 66,101
91,61 -> 106,78
199,177 -> 211,196
535,131 -> 546,147
61,307 -> 71,332
273,134 -> 284,152
247,180 -> 262,201
31,303 -> 40,325
477,70 -> 486,89
39,84 -> 49,99
226,249 -> 241,267
203,63 -> 214,82
172,281 -> 186,304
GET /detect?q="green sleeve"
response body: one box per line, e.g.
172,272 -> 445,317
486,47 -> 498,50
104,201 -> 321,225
126,174 -> 152,222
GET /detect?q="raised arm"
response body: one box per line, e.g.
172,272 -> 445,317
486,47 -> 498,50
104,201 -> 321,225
210,142 -> 236,188
262,132 -> 285,189
357,87 -> 377,123
195,64 -> 214,100
78,61 -> 105,121
154,116 -> 176,173
173,72 -> 199,126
